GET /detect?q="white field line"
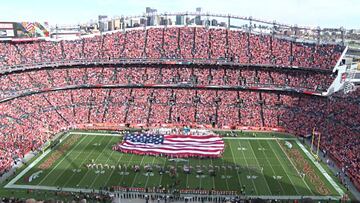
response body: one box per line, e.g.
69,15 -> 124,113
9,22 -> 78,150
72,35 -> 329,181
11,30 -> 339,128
265,140 -> 301,195
236,141 -> 258,194
85,138 -> 116,188
296,140 -> 344,196
158,157 -> 167,186
118,153 -> 135,186
245,140 -> 272,194
103,148 -> 125,187
144,156 -> 156,188
77,136 -> 116,186
4,184 -> 343,200
70,131 -> 121,136
223,137 -> 297,140
4,132 -> 70,188
53,134 -> 99,186
209,156 -> 216,189
89,136 -> 118,188
38,134 -> 89,185
130,156 -> 145,187
275,139 -> 313,195
252,140 -> 286,195
197,159 -> 202,189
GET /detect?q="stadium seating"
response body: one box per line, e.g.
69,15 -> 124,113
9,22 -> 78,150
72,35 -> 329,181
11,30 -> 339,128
0,27 -> 345,70
0,66 -> 334,101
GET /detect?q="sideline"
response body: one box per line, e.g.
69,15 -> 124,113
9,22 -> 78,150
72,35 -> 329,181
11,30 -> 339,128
223,137 -> 297,140
5,184 -> 343,201
296,140 -> 344,196
69,131 -> 122,136
5,132 -> 71,188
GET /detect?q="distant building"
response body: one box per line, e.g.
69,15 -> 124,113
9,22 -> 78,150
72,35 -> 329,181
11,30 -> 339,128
145,7 -> 157,26
98,15 -> 108,32
176,15 -> 184,25
211,19 -> 218,26
195,7 -> 202,25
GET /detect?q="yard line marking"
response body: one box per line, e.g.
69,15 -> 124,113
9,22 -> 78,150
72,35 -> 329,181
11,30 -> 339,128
89,136 -> 119,188
144,156 -> 156,188
37,134 -> 89,185
246,141 -> 272,195
275,139 -> 313,195
58,135 -> 104,186
158,157 -> 167,186
196,158 -> 202,189
103,149 -> 125,187
265,140 -> 301,195
55,134 -> 100,187
254,140 -> 286,195
76,136 -> 115,187
236,141 -> 258,194
130,155 -> 145,188
210,156 -> 216,190
119,153 -> 135,186
221,153 -> 230,191
228,141 -> 243,190
296,140 -> 344,196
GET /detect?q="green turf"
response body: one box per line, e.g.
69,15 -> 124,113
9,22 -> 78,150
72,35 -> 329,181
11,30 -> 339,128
8,131 -> 343,198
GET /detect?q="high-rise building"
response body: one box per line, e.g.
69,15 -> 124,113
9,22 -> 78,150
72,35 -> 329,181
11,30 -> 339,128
195,7 -> 202,25
176,15 -> 184,25
98,15 -> 108,32
211,19 -> 218,26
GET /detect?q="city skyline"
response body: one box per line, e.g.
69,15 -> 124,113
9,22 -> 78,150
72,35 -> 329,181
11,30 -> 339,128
0,0 -> 359,29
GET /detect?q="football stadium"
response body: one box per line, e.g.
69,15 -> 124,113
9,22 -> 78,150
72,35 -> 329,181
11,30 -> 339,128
0,2 -> 359,203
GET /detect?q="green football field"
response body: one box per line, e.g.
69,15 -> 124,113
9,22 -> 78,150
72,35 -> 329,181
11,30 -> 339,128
4,130 -> 345,199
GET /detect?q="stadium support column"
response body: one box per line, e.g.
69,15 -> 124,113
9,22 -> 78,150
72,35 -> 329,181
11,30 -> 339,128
258,92 -> 265,127
161,25 -> 165,58
208,26 -> 211,59
248,17 -> 252,64
87,90 -> 94,123
81,38 -> 85,59
192,27 -> 196,59
60,41 -> 65,60
124,89 -> 133,124
177,28 -> 181,56
143,28 -> 148,58
100,33 -> 105,58
316,26 -> 321,45
102,89 -> 112,123
227,15 -> 231,30
340,27 -> 345,46
38,41 -> 43,61
271,21 -> 276,64
225,29 -> 229,60
146,91 -> 154,126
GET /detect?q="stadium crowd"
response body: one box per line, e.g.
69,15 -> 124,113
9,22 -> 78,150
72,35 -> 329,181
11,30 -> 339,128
0,66 -> 334,101
0,27 -> 344,70
0,26 -> 358,194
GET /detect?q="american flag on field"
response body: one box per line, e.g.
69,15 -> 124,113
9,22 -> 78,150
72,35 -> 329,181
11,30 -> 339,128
115,133 -> 225,158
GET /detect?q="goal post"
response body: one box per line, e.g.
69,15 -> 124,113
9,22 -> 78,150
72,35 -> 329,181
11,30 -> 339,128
310,128 -> 321,159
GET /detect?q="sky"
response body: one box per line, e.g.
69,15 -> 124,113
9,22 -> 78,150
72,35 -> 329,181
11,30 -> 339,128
0,0 -> 359,29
